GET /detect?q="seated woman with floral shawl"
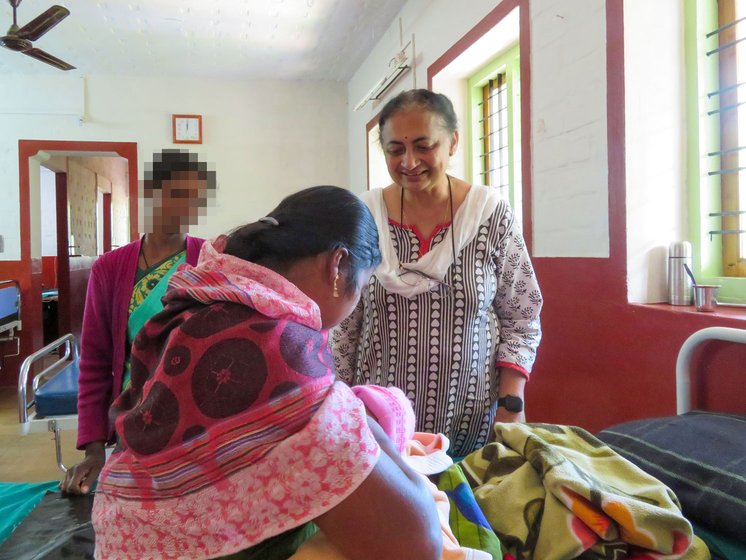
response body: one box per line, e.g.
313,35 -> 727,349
92,186 -> 442,560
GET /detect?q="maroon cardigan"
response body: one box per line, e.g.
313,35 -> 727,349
76,236 -> 204,449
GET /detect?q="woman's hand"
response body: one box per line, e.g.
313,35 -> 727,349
61,441 -> 105,495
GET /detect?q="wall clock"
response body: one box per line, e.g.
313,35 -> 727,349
172,114 -> 202,144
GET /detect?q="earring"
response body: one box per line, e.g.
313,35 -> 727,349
333,273 -> 340,298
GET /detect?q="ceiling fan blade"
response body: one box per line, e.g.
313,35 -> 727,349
23,47 -> 75,71
16,6 -> 70,41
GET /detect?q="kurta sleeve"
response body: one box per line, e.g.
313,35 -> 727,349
329,300 -> 363,383
491,206 -> 543,377
76,259 -> 116,449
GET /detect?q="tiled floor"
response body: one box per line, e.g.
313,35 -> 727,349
0,386 -> 83,483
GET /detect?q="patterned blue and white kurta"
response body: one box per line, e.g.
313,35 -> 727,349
332,193 -> 542,456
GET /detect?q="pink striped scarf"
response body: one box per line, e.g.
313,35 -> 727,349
93,238 -> 381,559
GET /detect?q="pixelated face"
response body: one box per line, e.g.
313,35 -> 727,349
144,170 -> 210,233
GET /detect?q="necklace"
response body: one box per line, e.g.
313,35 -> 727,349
399,175 -> 457,267
139,235 -> 150,269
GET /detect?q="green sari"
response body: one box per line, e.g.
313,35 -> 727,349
122,251 -> 185,391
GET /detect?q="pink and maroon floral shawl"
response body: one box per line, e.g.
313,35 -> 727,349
92,238 -> 381,559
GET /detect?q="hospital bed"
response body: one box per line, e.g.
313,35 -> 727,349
598,326 -> 746,558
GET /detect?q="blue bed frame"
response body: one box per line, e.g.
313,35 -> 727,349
0,280 -> 22,365
0,280 -> 21,335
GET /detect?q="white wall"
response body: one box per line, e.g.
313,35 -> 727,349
111,162 -> 130,250
625,0 -> 687,303
40,166 -> 57,257
0,75 -> 348,260
531,0 -> 609,257
347,0 -> 611,259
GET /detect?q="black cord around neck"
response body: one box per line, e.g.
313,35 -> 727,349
139,235 -> 150,269
399,175 -> 457,267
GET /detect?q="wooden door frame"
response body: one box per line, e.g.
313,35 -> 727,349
54,171 -> 71,339
102,191 -> 113,253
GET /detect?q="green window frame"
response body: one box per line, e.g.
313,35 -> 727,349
467,45 -> 521,215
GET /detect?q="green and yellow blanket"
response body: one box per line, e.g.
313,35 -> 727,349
447,423 -> 710,560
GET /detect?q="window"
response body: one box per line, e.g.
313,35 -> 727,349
479,72 -> 510,193
687,0 -> 746,302
468,45 -> 521,223
713,0 -> 746,277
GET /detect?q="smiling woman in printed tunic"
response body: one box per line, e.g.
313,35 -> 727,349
332,89 -> 543,457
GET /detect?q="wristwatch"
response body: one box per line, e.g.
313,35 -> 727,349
497,394 -> 524,413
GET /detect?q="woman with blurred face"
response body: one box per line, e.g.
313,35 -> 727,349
62,149 -> 215,496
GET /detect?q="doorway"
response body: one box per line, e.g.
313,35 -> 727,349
15,141 -> 138,369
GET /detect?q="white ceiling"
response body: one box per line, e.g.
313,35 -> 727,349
0,0 -> 407,80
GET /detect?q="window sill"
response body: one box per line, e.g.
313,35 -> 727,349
634,302 -> 746,321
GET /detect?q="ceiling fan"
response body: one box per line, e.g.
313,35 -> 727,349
0,0 -> 74,70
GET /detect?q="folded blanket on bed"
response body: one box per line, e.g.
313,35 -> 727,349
436,462 -> 504,560
460,423 -> 710,560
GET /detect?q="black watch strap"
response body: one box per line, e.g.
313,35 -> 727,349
497,394 -> 524,413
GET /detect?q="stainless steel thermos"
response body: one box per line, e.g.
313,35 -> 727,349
668,241 -> 693,305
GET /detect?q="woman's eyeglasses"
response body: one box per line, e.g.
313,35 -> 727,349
397,265 -> 452,293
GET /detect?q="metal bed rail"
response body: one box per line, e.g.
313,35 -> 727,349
17,333 -> 79,472
675,326 -> 746,414
17,333 -> 77,423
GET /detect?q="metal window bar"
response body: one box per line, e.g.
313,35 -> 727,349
480,146 -> 510,158
485,168 -> 510,182
484,132 -> 509,147
707,166 -> 746,176
707,145 -> 746,157
706,35 -> 746,56
480,161 -> 510,174
706,14 -> 746,38
707,80 -> 746,97
707,100 -> 746,115
483,155 -> 509,167
477,126 -> 509,142
708,229 -> 746,240
476,106 -> 509,124
710,210 -> 746,216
